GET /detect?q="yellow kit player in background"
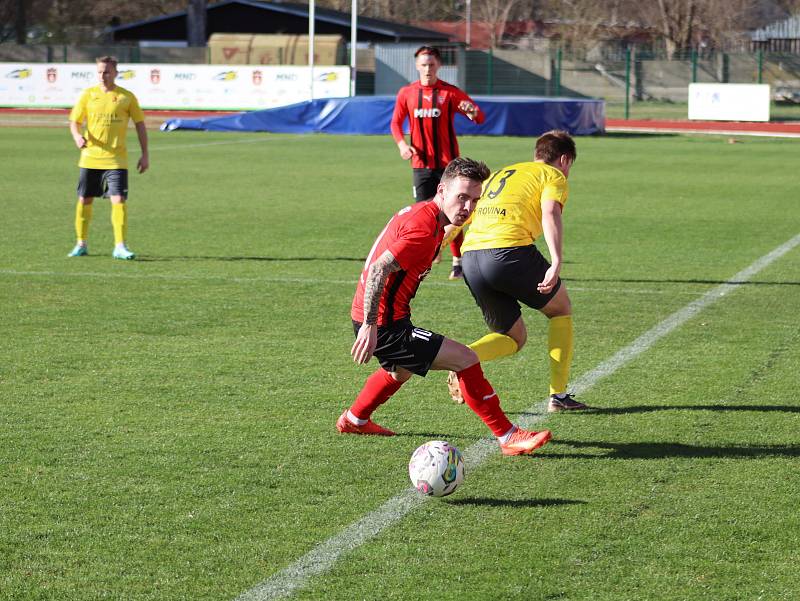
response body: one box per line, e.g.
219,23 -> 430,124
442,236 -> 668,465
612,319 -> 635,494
449,130 -> 589,413
68,56 -> 148,260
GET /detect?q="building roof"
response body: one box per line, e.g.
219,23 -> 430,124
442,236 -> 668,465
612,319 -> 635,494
109,0 -> 451,43
752,14 -> 800,41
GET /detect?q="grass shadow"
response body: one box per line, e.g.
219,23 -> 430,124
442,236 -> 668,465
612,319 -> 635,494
546,439 -> 800,460
445,497 -> 586,508
136,255 -> 365,263
565,276 -> 800,287
586,404 -> 800,416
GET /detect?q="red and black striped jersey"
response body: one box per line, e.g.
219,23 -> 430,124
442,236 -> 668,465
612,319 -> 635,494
351,201 -> 444,326
391,79 -> 485,170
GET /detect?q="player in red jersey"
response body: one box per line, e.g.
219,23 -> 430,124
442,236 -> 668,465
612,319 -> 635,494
390,46 -> 485,281
338,158 -> 552,457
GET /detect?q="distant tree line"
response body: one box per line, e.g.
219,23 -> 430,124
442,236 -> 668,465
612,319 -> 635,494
3,0 -> 800,55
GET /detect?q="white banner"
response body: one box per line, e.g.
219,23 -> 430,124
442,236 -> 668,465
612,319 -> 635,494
688,83 -> 770,122
0,63 -> 351,110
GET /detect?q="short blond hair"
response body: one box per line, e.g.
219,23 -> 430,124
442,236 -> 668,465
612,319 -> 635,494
95,55 -> 118,68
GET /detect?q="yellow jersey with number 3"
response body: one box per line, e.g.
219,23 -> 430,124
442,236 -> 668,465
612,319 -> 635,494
69,84 -> 145,170
461,161 -> 569,252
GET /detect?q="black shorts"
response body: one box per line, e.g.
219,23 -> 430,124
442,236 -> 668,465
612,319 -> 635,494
352,318 -> 444,376
77,168 -> 128,199
461,245 -> 562,333
412,168 -> 444,202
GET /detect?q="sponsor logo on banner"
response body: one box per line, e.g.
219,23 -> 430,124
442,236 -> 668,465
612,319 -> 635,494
6,68 -> 32,79
0,62 -> 349,109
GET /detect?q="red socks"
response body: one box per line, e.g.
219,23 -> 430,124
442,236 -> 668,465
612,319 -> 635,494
457,363 -> 513,436
350,369 -> 403,420
450,230 -> 464,258
351,363 -> 512,437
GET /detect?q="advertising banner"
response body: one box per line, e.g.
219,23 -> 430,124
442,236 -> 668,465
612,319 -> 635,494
0,63 -> 351,110
688,83 -> 770,122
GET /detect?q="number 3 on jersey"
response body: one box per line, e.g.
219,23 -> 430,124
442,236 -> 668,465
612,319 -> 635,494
484,169 -> 516,200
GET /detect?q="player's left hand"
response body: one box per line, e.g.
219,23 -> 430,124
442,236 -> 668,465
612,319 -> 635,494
137,154 -> 149,174
458,100 -> 478,120
537,265 -> 560,293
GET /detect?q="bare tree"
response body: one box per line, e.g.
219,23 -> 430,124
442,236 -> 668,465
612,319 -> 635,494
474,0 -> 523,47
699,0 -> 762,50
544,0 -> 627,52
652,0 -> 697,58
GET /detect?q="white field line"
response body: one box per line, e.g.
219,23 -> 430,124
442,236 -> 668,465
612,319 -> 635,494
0,269 -> 707,296
233,231 -> 800,601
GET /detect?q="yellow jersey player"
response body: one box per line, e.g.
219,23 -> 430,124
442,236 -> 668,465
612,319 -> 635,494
68,55 -> 148,260
449,130 -> 589,413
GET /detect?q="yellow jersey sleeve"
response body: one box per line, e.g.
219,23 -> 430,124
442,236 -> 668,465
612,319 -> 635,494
462,162 -> 569,252
69,89 -> 89,124
129,92 -> 145,124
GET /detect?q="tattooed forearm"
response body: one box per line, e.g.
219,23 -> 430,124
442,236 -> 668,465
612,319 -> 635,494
363,250 -> 401,325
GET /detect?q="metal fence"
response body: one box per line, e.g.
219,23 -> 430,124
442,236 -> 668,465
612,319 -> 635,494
4,42 -> 800,111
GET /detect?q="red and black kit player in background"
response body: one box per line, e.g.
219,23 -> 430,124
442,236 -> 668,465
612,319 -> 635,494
390,46 -> 485,280
337,158 -> 552,457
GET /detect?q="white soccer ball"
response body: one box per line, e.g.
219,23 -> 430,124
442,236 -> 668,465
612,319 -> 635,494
408,440 -> 465,497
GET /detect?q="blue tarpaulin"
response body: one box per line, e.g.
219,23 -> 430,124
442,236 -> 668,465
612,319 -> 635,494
161,95 -> 605,136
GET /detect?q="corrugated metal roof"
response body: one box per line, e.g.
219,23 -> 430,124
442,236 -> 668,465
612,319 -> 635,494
108,0 -> 450,42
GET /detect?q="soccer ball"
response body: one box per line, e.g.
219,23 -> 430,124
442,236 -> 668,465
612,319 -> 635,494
408,440 -> 465,497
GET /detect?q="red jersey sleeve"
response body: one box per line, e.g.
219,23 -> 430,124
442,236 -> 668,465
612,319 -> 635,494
391,87 -> 410,143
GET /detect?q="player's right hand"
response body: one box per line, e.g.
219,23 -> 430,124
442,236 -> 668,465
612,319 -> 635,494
74,136 -> 86,149
399,143 -> 418,161
351,323 -> 378,364
537,265 -> 560,293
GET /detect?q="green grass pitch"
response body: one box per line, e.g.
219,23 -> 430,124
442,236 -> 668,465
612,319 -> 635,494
1,125 -> 799,600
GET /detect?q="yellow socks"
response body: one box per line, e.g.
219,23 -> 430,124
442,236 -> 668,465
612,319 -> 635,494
111,202 -> 128,246
468,332 -> 518,362
74,200 -> 93,242
548,315 -> 574,395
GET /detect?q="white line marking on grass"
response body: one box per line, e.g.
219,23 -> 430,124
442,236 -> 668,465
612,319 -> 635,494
235,231 -> 800,601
